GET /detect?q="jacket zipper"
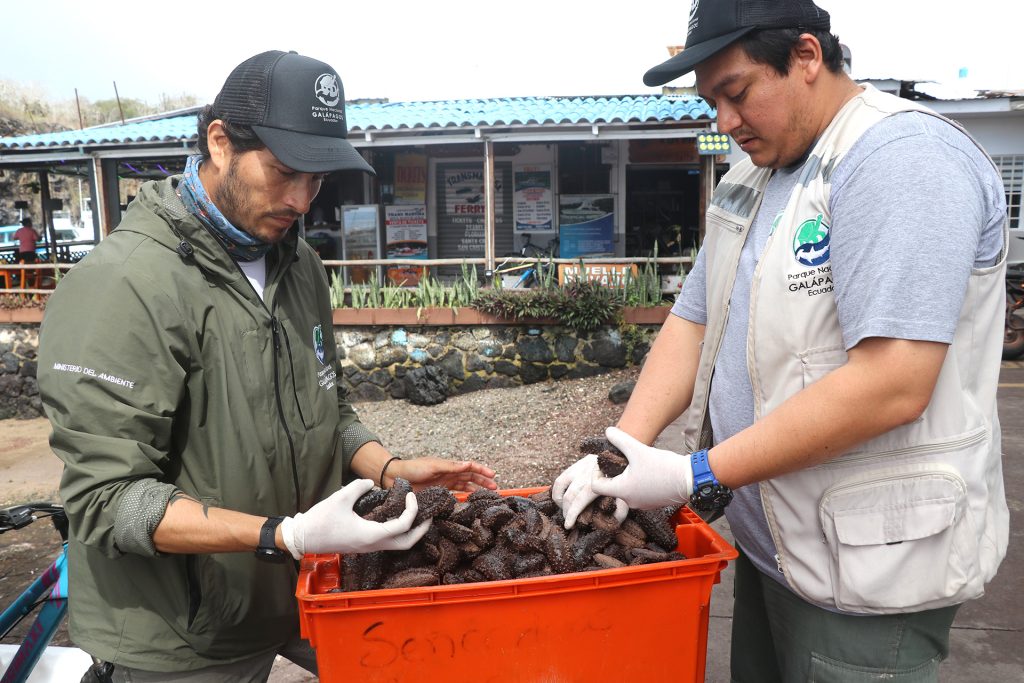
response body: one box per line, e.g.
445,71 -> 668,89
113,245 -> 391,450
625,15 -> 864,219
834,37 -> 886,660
270,313 -> 303,511
280,324 -> 311,429
226,252 -> 303,513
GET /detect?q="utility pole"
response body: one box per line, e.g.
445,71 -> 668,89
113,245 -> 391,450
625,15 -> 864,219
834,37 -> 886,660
113,81 -> 125,124
74,88 -> 85,129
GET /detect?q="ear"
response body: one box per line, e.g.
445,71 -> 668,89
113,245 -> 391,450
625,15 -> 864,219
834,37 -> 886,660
792,33 -> 824,84
205,119 -> 232,173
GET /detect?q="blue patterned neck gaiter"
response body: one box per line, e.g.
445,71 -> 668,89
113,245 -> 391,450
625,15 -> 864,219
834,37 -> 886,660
178,155 -> 272,262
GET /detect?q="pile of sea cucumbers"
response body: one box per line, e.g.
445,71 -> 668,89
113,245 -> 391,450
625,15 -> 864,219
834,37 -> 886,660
339,437 -> 685,591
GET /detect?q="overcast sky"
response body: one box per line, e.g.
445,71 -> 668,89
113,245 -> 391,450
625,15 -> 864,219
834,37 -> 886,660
3,0 -> 1021,108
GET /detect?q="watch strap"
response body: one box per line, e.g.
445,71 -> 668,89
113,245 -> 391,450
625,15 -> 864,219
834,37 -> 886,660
690,449 -> 716,488
689,449 -> 733,522
255,515 -> 287,563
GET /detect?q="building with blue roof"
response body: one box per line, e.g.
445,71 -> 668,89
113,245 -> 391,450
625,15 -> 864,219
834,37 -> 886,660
0,94 -> 725,279
0,85 -> 1019,282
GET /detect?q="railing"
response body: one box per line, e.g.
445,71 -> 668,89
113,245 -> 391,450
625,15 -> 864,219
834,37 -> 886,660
0,256 -> 693,296
0,262 -> 73,295
322,255 -> 693,293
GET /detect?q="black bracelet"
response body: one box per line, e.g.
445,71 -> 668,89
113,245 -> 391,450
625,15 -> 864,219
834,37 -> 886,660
379,456 -> 402,488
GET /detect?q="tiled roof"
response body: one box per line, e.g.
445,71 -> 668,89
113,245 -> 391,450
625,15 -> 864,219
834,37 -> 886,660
346,95 -> 714,131
0,95 -> 714,150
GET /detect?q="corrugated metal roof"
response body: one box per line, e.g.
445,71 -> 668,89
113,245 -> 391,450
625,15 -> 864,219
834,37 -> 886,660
0,95 -> 714,150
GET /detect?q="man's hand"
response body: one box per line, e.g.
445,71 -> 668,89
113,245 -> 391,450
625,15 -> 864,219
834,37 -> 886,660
279,479 -> 431,559
551,453 -> 628,529
590,427 -> 694,509
388,457 -> 497,492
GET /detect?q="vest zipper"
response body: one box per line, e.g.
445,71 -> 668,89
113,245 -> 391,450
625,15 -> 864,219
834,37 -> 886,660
820,427 -> 987,469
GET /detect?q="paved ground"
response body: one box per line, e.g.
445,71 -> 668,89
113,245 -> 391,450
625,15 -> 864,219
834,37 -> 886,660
655,363 -> 1024,683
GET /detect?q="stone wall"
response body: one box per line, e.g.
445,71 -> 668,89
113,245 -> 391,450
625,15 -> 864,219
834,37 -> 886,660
0,321 -> 658,417
337,324 -> 657,402
0,325 -> 41,419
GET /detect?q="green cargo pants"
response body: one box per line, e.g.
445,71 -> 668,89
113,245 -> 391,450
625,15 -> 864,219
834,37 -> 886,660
109,635 -> 316,683
730,549 -> 959,682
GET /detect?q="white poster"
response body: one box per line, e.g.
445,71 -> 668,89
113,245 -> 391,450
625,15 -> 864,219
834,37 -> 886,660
514,165 -> 553,231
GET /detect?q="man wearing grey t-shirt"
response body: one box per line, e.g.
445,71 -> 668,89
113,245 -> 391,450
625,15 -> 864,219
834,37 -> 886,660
552,1 -> 1008,681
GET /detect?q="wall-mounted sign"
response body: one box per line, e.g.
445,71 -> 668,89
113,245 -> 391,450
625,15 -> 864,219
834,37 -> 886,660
628,138 -> 699,164
558,195 -> 614,259
558,262 -> 638,288
514,165 -> 553,231
394,153 -> 427,204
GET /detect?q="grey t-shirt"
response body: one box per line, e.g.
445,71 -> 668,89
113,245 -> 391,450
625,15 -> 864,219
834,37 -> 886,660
672,111 -> 1007,584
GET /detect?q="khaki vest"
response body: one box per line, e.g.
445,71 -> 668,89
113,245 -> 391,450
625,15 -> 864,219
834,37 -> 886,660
684,85 -> 1009,613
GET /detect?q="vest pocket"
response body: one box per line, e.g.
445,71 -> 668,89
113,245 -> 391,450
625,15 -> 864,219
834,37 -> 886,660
819,464 -> 979,612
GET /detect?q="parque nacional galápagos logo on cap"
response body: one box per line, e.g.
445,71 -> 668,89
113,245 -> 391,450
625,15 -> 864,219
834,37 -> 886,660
688,0 -> 701,33
315,73 -> 341,107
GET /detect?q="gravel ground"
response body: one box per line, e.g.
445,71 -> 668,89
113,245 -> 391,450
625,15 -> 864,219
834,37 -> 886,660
353,365 -> 641,490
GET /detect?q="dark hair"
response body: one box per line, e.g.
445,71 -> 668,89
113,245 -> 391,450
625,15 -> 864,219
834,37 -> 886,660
195,104 -> 266,160
20,217 -> 32,226
738,28 -> 845,76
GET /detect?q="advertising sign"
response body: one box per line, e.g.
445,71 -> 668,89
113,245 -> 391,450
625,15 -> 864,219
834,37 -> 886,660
394,153 -> 427,204
513,165 -> 552,231
558,195 -> 615,258
442,167 -> 504,256
385,204 -> 428,285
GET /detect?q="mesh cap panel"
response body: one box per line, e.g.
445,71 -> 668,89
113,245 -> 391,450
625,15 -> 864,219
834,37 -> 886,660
213,51 -> 286,126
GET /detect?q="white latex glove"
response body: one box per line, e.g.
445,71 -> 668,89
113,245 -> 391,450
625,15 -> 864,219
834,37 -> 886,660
279,479 -> 431,559
551,453 -> 629,530
590,426 -> 695,509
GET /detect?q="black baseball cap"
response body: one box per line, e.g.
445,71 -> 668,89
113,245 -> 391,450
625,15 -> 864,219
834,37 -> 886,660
212,50 -> 375,175
643,0 -> 831,86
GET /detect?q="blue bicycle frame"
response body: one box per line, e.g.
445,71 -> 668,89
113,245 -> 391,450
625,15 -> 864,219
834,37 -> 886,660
0,544 -> 69,683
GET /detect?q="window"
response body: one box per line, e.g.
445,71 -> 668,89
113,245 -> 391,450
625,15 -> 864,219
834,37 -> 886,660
558,143 -> 610,195
993,155 -> 1023,230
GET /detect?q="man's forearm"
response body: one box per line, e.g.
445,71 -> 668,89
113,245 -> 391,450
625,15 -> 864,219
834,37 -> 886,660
709,337 -> 948,488
618,314 -> 705,444
152,493 -> 278,554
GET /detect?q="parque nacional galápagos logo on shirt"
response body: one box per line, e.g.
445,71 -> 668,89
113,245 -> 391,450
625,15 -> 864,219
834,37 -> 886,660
313,324 -> 325,365
793,214 -> 831,267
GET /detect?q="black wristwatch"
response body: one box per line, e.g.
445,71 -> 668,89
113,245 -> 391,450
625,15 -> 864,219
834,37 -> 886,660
689,449 -> 733,522
255,516 -> 288,563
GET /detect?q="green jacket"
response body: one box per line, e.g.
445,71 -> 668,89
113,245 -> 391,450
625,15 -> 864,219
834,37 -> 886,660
38,176 -> 371,671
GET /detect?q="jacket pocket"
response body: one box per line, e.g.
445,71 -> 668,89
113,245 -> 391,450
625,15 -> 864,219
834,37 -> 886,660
819,464 -> 979,612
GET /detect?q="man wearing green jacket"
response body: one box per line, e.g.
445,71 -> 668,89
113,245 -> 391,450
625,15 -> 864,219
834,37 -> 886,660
37,50 -> 496,682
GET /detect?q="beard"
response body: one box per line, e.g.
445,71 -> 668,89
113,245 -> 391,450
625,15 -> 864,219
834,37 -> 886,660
211,155 -> 294,244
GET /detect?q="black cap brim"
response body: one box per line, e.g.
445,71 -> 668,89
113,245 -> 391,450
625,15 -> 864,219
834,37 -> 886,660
643,26 -> 755,86
252,125 -> 376,175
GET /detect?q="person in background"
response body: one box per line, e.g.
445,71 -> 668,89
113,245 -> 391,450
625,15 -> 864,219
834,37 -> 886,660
38,50 -> 496,683
14,216 -> 38,263
552,1 -> 1008,680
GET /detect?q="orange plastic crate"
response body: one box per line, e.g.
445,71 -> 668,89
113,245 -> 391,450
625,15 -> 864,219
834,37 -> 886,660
296,487 -> 737,683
